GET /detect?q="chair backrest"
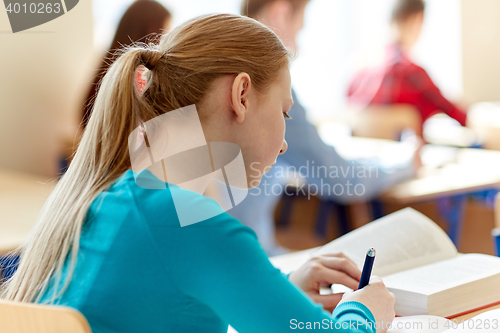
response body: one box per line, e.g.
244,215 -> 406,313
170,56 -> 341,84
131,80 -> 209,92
348,104 -> 422,140
0,299 -> 91,333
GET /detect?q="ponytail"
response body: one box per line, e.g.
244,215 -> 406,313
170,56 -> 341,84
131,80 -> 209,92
1,13 -> 291,303
1,46 -> 160,303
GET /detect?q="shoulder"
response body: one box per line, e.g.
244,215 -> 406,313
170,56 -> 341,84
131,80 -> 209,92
407,62 -> 428,75
404,63 -> 434,87
118,169 -> 254,234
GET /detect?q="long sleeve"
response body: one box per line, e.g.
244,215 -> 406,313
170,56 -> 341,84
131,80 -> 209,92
34,170 -> 379,333
282,90 -> 415,204
148,189 -> 376,333
408,66 -> 467,126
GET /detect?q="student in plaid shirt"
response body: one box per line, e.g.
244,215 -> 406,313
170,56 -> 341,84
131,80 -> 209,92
347,0 -> 467,128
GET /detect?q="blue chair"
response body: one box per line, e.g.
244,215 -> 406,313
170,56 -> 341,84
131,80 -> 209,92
277,186 -> 352,239
492,193 -> 500,257
0,254 -> 20,282
314,200 -> 350,238
493,229 -> 500,257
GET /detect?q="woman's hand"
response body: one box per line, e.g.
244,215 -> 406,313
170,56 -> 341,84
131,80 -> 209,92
288,252 -> 362,312
339,276 -> 396,333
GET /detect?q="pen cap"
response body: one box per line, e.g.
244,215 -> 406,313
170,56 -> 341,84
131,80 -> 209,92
367,248 -> 376,257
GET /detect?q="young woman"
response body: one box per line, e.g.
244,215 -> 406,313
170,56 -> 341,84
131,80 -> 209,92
1,14 -> 395,333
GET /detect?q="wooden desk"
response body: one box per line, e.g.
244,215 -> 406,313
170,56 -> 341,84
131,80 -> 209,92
0,169 -> 55,255
317,133 -> 500,205
381,145 -> 500,205
314,135 -> 500,243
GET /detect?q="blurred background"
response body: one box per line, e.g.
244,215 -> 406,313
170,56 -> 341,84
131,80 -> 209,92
2,0 -> 500,176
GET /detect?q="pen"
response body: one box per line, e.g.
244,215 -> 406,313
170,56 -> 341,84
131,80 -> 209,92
358,247 -> 376,290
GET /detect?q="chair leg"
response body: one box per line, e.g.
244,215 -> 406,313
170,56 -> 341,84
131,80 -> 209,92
315,200 -> 332,238
470,188 -> 499,208
493,229 -> 500,257
277,191 -> 296,228
437,194 -> 467,247
370,200 -> 385,220
335,204 -> 351,236
315,201 -> 352,238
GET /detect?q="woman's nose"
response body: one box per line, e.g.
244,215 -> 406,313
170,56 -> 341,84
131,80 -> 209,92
279,140 -> 288,155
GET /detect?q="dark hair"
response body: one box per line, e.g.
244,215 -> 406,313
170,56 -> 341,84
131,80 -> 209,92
81,0 -> 171,130
241,0 -> 309,19
391,0 -> 425,22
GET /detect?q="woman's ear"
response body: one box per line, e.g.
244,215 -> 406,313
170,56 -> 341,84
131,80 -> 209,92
231,73 -> 252,123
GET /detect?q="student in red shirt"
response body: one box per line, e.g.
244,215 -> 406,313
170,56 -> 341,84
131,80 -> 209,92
347,0 -> 467,128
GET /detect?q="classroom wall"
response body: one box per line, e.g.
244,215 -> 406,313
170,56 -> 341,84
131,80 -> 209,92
0,1 -> 94,177
462,0 -> 500,104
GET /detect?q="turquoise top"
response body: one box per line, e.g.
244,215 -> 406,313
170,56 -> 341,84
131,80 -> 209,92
37,170 -> 376,332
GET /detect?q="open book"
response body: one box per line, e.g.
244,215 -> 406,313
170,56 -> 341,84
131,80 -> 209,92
387,309 -> 500,332
314,208 -> 500,318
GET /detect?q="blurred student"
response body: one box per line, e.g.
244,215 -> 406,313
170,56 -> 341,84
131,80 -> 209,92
0,14 -> 396,333
81,0 -> 172,130
226,0 -> 417,255
347,0 -> 467,129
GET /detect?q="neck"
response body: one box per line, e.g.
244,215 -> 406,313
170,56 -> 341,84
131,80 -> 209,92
394,39 -> 412,54
391,24 -> 414,53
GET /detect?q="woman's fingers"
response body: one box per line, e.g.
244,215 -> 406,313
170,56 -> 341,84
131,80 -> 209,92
315,268 -> 359,290
309,293 -> 344,311
317,252 -> 358,269
316,255 -> 362,282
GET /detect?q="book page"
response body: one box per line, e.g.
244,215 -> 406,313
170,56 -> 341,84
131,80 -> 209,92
314,208 -> 457,277
383,254 -> 500,295
445,309 -> 500,332
388,316 -> 450,333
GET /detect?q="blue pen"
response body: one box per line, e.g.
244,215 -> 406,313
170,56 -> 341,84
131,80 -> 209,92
358,248 -> 376,290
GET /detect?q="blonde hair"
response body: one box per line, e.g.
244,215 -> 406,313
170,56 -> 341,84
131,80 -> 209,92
1,13 -> 291,303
